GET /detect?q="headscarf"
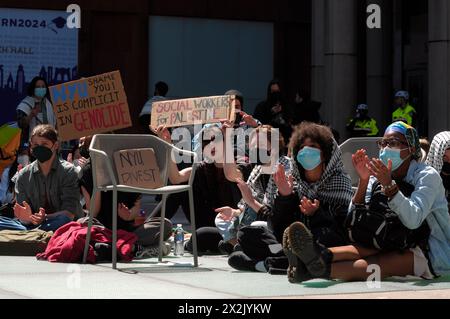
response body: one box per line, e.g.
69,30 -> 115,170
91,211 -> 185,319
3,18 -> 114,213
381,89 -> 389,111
385,121 -> 422,160
425,131 -> 450,173
290,141 -> 353,207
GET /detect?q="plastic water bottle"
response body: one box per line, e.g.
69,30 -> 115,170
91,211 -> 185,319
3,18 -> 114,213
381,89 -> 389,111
174,224 -> 185,256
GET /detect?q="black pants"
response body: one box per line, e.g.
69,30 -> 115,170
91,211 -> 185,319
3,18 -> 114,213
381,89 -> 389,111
236,225 -> 347,272
185,227 -> 222,254
151,192 -> 216,229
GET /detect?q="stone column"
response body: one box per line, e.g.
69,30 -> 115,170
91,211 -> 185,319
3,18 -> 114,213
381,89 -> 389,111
311,0 -> 325,104
428,0 -> 450,137
324,0 -> 358,140
366,0 -> 393,134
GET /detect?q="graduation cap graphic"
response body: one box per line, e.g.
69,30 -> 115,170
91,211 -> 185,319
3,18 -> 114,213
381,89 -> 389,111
47,17 -> 67,34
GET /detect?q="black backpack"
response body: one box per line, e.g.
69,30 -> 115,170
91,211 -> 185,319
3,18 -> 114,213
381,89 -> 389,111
345,180 -> 430,251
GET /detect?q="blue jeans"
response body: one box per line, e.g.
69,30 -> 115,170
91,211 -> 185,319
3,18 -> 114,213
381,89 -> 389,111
0,214 -> 72,232
34,214 -> 72,232
0,216 -> 27,231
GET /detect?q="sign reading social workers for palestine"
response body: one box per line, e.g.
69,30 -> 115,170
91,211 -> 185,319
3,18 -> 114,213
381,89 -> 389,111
151,95 -> 236,128
49,71 -> 132,141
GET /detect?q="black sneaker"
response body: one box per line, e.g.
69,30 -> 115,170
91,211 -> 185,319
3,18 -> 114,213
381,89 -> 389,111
287,222 -> 332,279
233,243 -> 243,252
218,240 -> 234,255
94,242 -> 113,262
282,228 -> 312,283
228,251 -> 257,272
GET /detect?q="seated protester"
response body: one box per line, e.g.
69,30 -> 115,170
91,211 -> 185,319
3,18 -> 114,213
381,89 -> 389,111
214,125 -> 290,254
0,146 -> 30,220
283,122 -> 450,283
151,122 -> 252,254
425,131 -> 450,209
271,122 -> 352,246
66,136 -> 90,178
191,90 -> 261,161
228,122 -> 352,272
79,151 -> 173,259
1,125 -> 82,232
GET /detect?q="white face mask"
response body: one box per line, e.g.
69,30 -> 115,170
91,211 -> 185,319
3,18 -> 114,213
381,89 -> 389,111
17,155 -> 30,166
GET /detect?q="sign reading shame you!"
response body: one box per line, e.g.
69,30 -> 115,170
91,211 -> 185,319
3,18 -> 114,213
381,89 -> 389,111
49,70 -> 132,141
151,95 -> 236,128
114,148 -> 164,189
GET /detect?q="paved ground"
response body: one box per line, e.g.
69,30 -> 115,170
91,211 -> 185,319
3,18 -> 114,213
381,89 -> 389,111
1,254 -> 450,299
1,196 -> 449,299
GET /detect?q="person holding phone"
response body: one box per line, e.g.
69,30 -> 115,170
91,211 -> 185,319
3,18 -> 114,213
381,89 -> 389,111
17,76 -> 56,144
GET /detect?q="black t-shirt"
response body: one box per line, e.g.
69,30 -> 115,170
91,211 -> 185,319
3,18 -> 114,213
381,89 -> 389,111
79,160 -> 139,232
192,162 -> 252,227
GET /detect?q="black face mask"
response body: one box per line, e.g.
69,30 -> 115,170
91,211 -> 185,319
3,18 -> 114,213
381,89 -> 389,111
442,162 -> 450,175
269,92 -> 282,104
32,145 -> 53,163
79,147 -> 90,159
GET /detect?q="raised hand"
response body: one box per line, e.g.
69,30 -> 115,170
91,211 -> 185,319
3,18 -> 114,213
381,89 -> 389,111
215,206 -> 239,222
14,201 -> 33,223
242,113 -> 258,128
236,179 -> 255,205
299,197 -> 320,216
352,149 -> 371,181
118,203 -> 133,221
150,125 -> 172,144
31,208 -> 46,226
273,164 -> 294,196
368,158 -> 393,187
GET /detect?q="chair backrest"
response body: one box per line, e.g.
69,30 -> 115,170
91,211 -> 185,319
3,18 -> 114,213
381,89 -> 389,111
89,134 -> 173,189
339,137 -> 379,186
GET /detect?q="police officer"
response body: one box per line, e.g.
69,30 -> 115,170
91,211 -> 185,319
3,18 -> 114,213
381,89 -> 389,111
392,90 -> 416,126
346,104 -> 379,138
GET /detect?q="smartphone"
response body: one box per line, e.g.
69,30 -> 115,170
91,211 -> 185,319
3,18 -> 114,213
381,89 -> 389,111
234,111 -> 243,126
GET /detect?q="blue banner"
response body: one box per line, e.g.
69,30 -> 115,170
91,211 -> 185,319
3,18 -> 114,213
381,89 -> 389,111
0,8 -> 78,125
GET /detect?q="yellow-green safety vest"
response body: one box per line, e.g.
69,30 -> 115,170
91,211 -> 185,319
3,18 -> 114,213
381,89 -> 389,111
392,104 -> 416,126
349,118 -> 379,136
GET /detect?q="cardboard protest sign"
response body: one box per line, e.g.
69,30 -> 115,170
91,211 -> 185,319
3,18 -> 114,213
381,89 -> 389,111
113,148 -> 164,189
151,95 -> 236,128
49,70 -> 132,141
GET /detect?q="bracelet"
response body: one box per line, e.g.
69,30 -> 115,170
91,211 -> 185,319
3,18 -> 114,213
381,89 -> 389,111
383,184 -> 399,198
382,180 -> 397,192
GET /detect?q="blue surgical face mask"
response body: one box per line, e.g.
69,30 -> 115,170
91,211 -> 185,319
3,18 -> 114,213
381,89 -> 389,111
379,147 -> 409,171
296,146 -> 322,171
34,87 -> 47,98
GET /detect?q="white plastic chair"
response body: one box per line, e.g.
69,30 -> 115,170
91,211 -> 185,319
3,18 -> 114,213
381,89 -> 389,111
339,137 -> 379,187
82,134 -> 199,269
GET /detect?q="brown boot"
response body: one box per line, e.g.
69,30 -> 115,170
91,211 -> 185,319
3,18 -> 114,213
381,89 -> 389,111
287,222 -> 332,279
282,227 -> 313,283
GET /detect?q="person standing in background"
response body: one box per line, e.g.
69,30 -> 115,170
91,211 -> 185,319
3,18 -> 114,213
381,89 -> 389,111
346,104 -> 379,138
392,90 -> 416,127
253,79 -> 292,143
16,76 -> 56,145
139,81 -> 169,133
